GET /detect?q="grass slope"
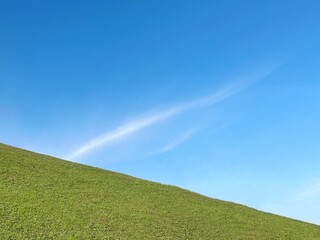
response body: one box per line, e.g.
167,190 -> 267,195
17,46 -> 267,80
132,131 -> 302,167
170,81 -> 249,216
0,143 -> 319,239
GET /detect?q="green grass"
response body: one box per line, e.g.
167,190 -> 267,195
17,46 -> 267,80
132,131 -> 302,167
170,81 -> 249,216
0,143 -> 320,239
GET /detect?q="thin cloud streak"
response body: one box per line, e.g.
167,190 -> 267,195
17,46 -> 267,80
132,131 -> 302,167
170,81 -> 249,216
67,65 -> 280,161
156,128 -> 197,154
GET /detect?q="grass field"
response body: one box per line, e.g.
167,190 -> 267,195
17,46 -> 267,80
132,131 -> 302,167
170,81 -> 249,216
1,143 -> 320,239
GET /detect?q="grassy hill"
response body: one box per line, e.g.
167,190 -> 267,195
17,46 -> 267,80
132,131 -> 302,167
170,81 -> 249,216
1,143 -> 319,239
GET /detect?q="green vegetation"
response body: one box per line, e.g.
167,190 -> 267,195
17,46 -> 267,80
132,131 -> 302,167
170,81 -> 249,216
0,143 -> 319,239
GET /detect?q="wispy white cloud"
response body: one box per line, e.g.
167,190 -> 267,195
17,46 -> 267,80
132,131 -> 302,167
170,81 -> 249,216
155,128 -> 197,154
67,65 -> 280,161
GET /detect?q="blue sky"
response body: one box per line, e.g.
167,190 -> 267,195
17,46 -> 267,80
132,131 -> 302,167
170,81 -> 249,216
1,0 -> 320,224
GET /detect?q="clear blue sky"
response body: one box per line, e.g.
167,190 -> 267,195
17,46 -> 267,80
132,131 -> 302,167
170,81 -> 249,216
1,0 -> 320,224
